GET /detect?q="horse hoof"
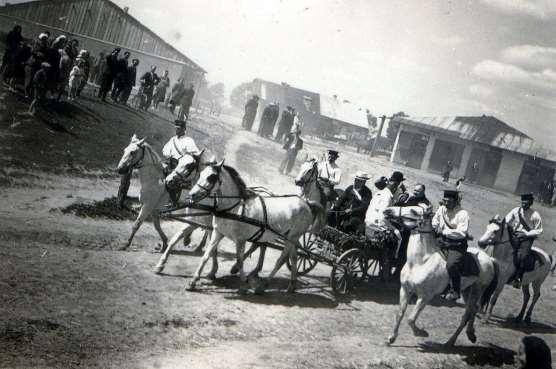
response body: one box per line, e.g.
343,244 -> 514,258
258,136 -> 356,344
413,328 -> 429,338
230,265 -> 239,275
207,273 -> 216,281
117,244 -> 130,251
185,282 -> 197,291
387,335 -> 397,345
466,331 -> 477,343
444,339 -> 456,347
153,265 -> 164,274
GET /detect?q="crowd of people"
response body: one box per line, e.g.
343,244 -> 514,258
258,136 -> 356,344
0,25 -> 196,117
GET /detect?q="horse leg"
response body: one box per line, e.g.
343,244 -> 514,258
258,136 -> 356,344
153,225 -> 194,274
235,241 -> 248,294
388,286 -> 411,344
407,296 -> 430,338
524,280 -> 542,324
515,285 -> 530,323
465,288 -> 482,343
249,245 -> 266,279
152,213 -> 168,253
198,230 -> 211,249
445,286 -> 480,346
186,231 -> 224,291
119,205 -> 150,250
230,242 -> 259,275
255,243 -> 291,294
206,244 -> 219,281
286,241 -> 299,293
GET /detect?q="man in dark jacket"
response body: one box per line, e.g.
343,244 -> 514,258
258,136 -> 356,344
242,95 -> 259,131
275,106 -> 294,142
178,83 -> 195,120
279,125 -> 304,175
139,65 -> 159,110
1,25 -> 23,78
98,48 -> 120,101
328,171 -> 372,234
110,51 -> 130,102
265,102 -> 280,138
169,78 -> 184,114
257,103 -> 274,137
119,58 -> 139,105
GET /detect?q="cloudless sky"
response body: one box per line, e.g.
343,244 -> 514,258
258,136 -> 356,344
8,0 -> 556,146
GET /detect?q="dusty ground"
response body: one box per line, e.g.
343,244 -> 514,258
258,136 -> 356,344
0,86 -> 555,369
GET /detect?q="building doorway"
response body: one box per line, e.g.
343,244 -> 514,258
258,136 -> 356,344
428,139 -> 464,173
465,147 -> 502,187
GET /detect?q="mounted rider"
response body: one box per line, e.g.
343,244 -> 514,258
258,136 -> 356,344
317,150 -> 342,204
504,193 -> 543,288
328,171 -> 372,234
162,119 -> 201,205
432,189 -> 470,301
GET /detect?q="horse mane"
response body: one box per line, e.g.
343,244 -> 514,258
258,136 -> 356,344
142,142 -> 164,171
223,165 -> 256,199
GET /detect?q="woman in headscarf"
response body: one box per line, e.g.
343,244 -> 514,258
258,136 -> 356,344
517,335 -> 552,369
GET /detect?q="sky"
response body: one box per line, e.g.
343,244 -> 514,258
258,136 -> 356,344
8,0 -> 556,146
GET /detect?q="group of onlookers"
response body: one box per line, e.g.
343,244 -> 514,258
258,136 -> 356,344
537,179 -> 556,206
1,25 -> 196,118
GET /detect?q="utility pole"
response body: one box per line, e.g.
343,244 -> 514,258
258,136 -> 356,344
369,115 -> 387,157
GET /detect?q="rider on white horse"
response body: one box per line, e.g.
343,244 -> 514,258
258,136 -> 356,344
317,149 -> 342,203
432,189 -> 469,301
504,193 -> 543,289
162,119 -> 201,205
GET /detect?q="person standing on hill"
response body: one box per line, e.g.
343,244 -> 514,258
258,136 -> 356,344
119,58 -> 139,105
98,48 -> 120,102
241,94 -> 259,131
178,83 -> 195,120
279,125 -> 304,175
275,106 -> 294,142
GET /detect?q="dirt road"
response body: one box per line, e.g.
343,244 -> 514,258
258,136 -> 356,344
1,90 -> 555,369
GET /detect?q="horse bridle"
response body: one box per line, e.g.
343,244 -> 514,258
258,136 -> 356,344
486,219 -> 511,246
169,155 -> 201,188
127,144 -> 146,171
386,206 -> 435,234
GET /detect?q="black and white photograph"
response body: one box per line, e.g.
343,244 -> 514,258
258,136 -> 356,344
0,0 -> 555,368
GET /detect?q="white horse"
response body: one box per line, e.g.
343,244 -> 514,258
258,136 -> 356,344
228,158 -> 326,277
385,205 -> 499,346
186,160 -> 324,293
477,216 -> 552,324
116,134 -> 206,252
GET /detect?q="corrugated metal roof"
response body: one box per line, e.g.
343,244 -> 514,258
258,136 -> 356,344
394,115 -> 535,155
320,95 -> 368,128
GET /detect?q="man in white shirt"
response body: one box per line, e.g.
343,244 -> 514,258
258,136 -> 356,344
317,150 -> 342,204
432,189 -> 470,301
505,193 -> 543,288
365,171 -> 405,228
162,119 -> 200,205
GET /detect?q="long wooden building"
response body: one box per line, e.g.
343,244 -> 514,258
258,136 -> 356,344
0,0 -> 206,88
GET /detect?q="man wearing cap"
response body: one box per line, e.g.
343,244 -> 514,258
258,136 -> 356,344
329,171 -> 372,234
162,119 -> 201,205
317,150 -> 342,204
278,125 -> 304,175
432,189 -> 470,301
504,193 -> 543,288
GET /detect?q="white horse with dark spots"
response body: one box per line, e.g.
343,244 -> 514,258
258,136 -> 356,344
477,215 -> 552,324
385,205 -> 499,347
186,160 -> 324,293
116,134 -> 207,252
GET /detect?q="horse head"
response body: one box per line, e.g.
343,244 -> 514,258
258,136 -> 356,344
383,204 -> 433,231
189,158 -> 224,203
165,148 -> 206,189
477,214 -> 504,248
117,134 -> 146,174
294,157 -> 318,187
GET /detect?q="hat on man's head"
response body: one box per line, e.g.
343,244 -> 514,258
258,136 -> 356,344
389,171 -> 405,183
38,33 -> 48,40
443,190 -> 459,199
355,171 -> 370,181
114,47 -> 121,52
520,193 -> 534,201
174,119 -> 186,128
374,176 -> 388,190
328,149 -> 339,157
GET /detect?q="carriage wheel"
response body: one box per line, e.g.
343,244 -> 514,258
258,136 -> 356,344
285,232 -> 319,276
366,258 -> 382,277
331,248 -> 365,294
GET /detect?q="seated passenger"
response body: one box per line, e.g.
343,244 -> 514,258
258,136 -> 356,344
328,171 -> 372,234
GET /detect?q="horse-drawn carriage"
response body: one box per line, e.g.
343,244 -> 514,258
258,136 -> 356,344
283,223 -> 399,294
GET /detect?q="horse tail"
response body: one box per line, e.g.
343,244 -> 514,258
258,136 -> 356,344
480,259 -> 500,311
306,200 -> 325,232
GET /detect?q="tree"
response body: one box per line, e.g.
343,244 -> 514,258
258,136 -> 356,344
230,82 -> 253,109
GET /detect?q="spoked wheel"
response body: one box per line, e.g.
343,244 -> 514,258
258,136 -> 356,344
331,248 -> 365,294
285,232 -> 319,276
366,258 -> 382,277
